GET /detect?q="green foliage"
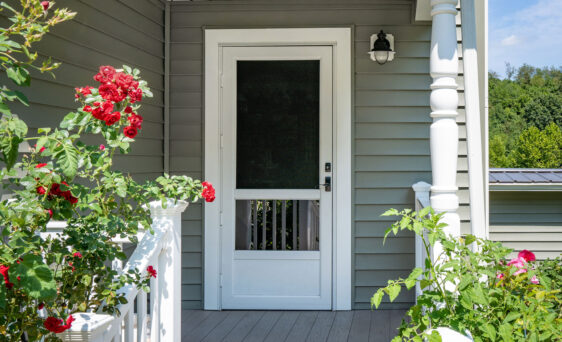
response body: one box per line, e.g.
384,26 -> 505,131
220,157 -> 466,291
511,123 -> 562,168
489,64 -> 562,168
372,208 -> 562,342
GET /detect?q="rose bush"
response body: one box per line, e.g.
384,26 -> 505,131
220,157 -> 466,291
371,208 -> 562,342
0,2 -> 215,341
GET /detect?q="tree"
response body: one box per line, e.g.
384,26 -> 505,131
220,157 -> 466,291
511,123 -> 562,168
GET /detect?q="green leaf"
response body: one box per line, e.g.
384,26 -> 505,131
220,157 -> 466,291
0,280 -> 6,309
0,102 -> 11,115
10,254 -> 56,300
419,206 -> 431,218
2,90 -> 29,106
371,289 -> 384,309
6,66 -> 31,86
482,323 -> 496,341
503,312 -> 520,323
387,284 -> 401,302
55,141 -> 79,178
405,267 -> 423,289
427,331 -> 442,342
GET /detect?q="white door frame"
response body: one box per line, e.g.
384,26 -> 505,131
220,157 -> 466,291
204,28 -> 352,310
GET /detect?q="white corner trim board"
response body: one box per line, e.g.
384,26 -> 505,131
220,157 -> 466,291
204,28 -> 352,310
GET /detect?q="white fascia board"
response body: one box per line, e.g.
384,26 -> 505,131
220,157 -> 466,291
489,184 -> 562,192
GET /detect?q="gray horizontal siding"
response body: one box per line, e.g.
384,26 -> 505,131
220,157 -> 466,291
490,192 -> 562,260
169,0 -> 472,310
7,0 -> 164,182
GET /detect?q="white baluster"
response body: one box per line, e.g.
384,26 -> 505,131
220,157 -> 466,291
150,269 -> 159,342
429,0 -> 461,250
124,310 -> 134,342
137,291 -> 148,342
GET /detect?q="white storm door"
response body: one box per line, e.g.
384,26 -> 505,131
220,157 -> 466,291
221,46 -> 333,310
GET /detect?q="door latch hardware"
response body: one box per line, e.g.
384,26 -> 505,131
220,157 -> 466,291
320,176 -> 331,192
325,162 -> 332,172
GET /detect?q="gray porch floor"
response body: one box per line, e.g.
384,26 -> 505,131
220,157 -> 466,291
181,310 -> 407,342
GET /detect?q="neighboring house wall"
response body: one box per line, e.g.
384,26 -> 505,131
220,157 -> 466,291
490,191 -> 562,260
169,0 -> 472,309
2,0 -> 165,182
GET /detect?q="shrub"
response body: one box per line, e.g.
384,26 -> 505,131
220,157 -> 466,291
371,208 -> 562,342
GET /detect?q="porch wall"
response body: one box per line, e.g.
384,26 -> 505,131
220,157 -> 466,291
3,0 -> 166,182
170,0 -> 472,309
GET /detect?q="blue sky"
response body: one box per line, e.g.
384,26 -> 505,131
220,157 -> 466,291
489,0 -> 562,77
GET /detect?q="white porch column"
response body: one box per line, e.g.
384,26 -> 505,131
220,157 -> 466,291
429,0 -> 461,240
147,199 -> 189,342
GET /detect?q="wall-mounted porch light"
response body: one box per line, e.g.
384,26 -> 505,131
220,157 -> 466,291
368,30 -> 395,65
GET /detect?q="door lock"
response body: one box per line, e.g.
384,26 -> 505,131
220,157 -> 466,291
325,162 -> 332,172
320,176 -> 331,192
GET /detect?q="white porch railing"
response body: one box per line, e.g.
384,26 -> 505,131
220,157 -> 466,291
41,199 -> 188,342
412,181 -> 431,300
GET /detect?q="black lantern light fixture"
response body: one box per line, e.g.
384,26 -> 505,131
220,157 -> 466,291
368,30 -> 396,65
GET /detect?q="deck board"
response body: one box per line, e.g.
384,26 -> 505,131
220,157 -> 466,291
182,310 -> 407,342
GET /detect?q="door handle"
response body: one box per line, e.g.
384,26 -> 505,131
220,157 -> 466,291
320,176 -> 331,192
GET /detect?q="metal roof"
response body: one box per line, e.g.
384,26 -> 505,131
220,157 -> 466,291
489,168 -> 562,184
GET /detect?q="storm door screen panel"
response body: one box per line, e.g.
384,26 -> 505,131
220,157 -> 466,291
221,46 -> 333,310
236,61 -> 320,189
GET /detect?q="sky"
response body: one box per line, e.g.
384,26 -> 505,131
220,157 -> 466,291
489,0 -> 562,78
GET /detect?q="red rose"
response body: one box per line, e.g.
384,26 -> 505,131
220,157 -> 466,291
124,106 -> 133,114
99,83 -> 125,103
99,144 -> 105,151
92,108 -> 107,121
44,315 -> 74,334
94,66 -> 116,83
128,88 -> 143,103
41,1 -> 49,11
123,126 -> 138,138
47,209 -> 53,218
69,196 -> 78,205
127,114 -> 143,129
115,73 -> 134,90
104,112 -> 121,126
49,183 -> 62,196
147,266 -> 157,278
38,302 -> 45,310
73,252 -> 82,258
83,105 -> 93,113
39,147 -> 46,154
131,80 -> 139,89
37,186 -> 46,195
0,265 -> 14,289
201,181 -> 216,202
35,163 -> 47,168
518,250 -> 536,262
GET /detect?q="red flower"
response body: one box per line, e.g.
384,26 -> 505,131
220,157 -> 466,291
99,83 -> 125,103
38,302 -> 45,310
47,209 -> 53,218
49,183 -> 62,196
115,73 -> 134,90
0,265 -> 14,289
83,105 -> 93,113
128,88 -> 143,103
123,126 -> 138,138
518,250 -> 536,262
73,252 -> 82,258
124,106 -> 133,114
37,186 -> 46,195
94,66 -> 116,83
41,1 -> 49,11
44,315 -> 74,334
201,181 -> 216,202
147,266 -> 157,278
127,114 -> 143,129
104,112 -> 121,126
99,144 -> 106,151
39,147 -> 46,154
75,86 -> 93,97
35,163 -> 47,168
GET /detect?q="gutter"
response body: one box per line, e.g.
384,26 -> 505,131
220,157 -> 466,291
489,184 -> 562,192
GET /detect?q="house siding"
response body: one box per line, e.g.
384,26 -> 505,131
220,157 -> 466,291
489,191 -> 562,260
3,0 -> 165,182
170,0 -> 472,309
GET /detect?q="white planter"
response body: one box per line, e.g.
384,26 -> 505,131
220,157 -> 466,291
427,328 -> 473,342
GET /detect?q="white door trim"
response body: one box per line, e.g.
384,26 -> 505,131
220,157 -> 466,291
204,28 -> 352,310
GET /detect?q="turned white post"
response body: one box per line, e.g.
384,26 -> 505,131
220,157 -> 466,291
147,199 -> 188,342
429,0 -> 461,248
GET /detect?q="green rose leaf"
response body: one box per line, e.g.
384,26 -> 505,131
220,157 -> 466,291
371,289 -> 384,309
387,284 -> 401,302
10,254 -> 56,300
